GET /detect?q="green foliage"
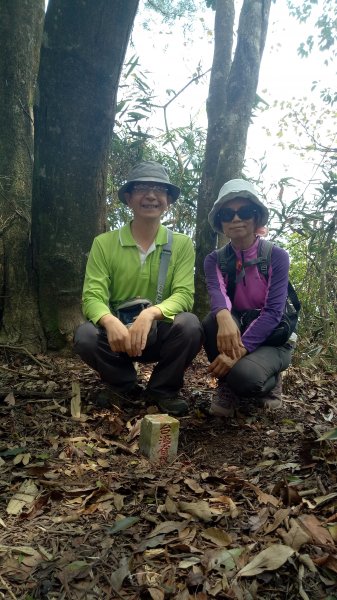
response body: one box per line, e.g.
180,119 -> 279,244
287,0 -> 337,103
145,0 -> 199,21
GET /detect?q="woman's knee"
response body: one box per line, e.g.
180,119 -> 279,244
227,358 -> 274,397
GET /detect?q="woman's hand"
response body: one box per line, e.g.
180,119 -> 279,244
208,346 -> 247,378
216,309 -> 242,359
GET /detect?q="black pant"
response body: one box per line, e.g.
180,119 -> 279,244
74,312 -> 203,399
202,312 -> 292,397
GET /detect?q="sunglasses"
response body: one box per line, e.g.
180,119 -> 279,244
219,205 -> 257,222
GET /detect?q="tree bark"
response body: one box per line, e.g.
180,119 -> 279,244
32,0 -> 139,349
194,0 -> 272,318
0,0 -> 45,352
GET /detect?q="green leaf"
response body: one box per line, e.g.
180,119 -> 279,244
317,427 -> 337,441
107,516 -> 140,534
0,447 -> 26,457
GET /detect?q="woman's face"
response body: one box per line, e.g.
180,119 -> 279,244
219,198 -> 258,245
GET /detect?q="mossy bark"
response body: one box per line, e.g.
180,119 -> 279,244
194,0 -> 272,318
32,0 -> 139,349
0,0 -> 45,352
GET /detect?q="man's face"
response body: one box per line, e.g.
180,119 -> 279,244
125,182 -> 170,219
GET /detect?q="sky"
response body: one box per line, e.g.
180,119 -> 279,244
125,0 -> 336,206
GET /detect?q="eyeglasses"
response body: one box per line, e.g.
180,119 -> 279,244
219,205 -> 257,222
132,183 -> 168,196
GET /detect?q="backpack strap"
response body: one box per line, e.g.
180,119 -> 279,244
216,244 -> 237,303
155,228 -> 173,304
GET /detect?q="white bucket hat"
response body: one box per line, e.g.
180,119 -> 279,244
208,179 -> 269,234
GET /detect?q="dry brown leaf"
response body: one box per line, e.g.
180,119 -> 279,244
179,500 -> 221,522
96,458 -> 109,468
165,495 -> 177,514
4,391 -> 15,406
209,495 -> 239,518
148,520 -> 188,537
247,483 -> 279,507
71,380 -> 81,418
264,508 -> 291,534
238,544 -> 295,577
184,477 -> 204,494
6,479 -> 39,515
148,588 -> 165,600
200,527 -> 232,547
279,518 -> 311,550
298,514 -> 334,546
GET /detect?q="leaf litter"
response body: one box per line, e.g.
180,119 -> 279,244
0,349 -> 337,598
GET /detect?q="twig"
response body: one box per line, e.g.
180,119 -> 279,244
0,345 -> 52,370
0,574 -> 18,600
0,365 -> 47,380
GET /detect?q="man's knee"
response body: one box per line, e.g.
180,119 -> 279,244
173,312 -> 203,343
74,322 -> 98,356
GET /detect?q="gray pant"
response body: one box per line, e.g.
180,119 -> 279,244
74,312 -> 203,399
202,312 -> 292,397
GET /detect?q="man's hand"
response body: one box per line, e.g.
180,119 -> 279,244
99,314 -> 131,354
216,309 -> 242,359
128,305 -> 163,357
128,310 -> 154,357
208,346 -> 248,378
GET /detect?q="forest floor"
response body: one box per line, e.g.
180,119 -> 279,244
0,348 -> 337,600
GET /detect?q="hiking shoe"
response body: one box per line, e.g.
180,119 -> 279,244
146,395 -> 189,417
209,381 -> 239,418
258,375 -> 283,410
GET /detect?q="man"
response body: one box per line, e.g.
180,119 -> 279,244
74,160 -> 203,416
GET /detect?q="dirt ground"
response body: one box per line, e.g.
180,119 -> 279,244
0,347 -> 337,600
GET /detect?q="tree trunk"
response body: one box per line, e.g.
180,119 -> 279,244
0,0 -> 45,352
32,0 -> 139,349
194,0 -> 272,318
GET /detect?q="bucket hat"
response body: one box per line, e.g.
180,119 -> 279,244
208,178 -> 269,234
118,160 -> 181,204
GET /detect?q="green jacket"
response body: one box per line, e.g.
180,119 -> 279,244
82,223 -> 195,324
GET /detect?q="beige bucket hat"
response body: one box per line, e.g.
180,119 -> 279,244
208,179 -> 269,234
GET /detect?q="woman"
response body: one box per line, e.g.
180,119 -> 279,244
203,179 -> 293,417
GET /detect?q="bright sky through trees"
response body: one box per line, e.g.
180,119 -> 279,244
128,0 -> 335,205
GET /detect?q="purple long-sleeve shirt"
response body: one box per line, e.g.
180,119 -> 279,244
204,237 -> 290,353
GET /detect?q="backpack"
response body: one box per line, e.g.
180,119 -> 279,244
216,239 -> 301,346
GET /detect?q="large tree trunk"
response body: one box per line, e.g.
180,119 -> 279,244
32,0 -> 139,349
0,0 -> 45,352
194,0 -> 272,318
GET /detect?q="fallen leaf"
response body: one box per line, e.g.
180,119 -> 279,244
184,477 -> 204,494
209,495 -> 239,518
7,479 -> 39,515
279,518 -> 311,550
148,588 -> 165,600
298,514 -> 334,546
147,520 -> 187,537
201,527 -> 232,547
71,380 -> 81,418
179,500 -> 219,522
204,547 -> 244,572
178,557 -> 201,568
107,516 -> 140,534
238,544 -> 295,577
111,556 -> 131,592
4,392 -> 15,406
